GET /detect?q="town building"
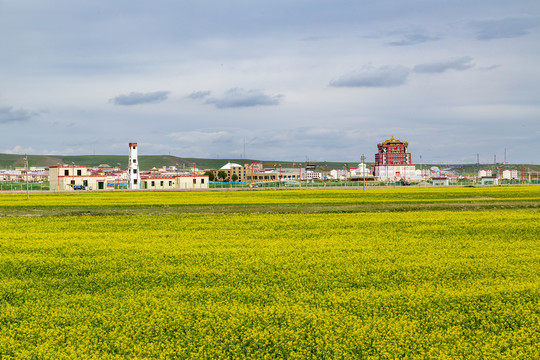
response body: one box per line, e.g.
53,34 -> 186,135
432,177 -> 449,186
48,143 -> 208,191
49,165 -> 208,191
502,169 -> 519,180
140,175 -> 208,190
373,136 -> 417,181
478,169 -> 493,178
481,176 -> 499,185
49,165 -> 109,190
210,162 -> 303,183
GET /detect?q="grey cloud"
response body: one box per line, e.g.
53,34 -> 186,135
0,106 -> 35,124
387,31 -> 441,46
413,57 -> 474,73
111,91 -> 170,106
330,66 -> 409,87
204,88 -> 283,109
187,90 -> 212,100
471,17 -> 540,40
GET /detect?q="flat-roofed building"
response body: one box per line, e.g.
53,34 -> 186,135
141,175 -> 209,190
49,165 -> 108,190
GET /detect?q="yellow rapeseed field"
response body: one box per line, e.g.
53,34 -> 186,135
0,187 -> 539,359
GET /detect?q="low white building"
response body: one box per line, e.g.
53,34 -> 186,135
305,171 -> 322,180
374,165 -> 417,182
141,175 -> 209,190
481,176 -> 499,185
329,169 -> 348,180
415,168 -> 430,181
352,163 -> 370,177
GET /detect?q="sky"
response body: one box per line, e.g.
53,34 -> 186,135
1,0 -> 539,164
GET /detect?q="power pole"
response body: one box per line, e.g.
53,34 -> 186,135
361,154 -> 366,192
24,154 -> 29,200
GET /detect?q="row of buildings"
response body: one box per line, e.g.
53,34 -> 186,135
1,138 -> 529,190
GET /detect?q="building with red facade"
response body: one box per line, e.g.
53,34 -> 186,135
373,136 -> 417,181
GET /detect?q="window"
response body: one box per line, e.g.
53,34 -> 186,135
151,181 -> 155,187
201,179 -> 204,184
133,159 -> 137,163
83,180 -> 88,186
77,169 -> 82,176
193,179 -> 197,184
133,169 -> 137,174
169,181 -> 172,186
64,170 -> 69,176
71,180 -> 75,185
160,181 -> 164,186
134,179 -> 137,185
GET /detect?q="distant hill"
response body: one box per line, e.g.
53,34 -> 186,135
0,153 -> 352,171
0,153 -> 248,171
1,153 -> 537,172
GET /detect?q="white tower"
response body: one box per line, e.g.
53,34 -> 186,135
128,142 -> 140,189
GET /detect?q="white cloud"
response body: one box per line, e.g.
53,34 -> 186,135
3,145 -> 35,154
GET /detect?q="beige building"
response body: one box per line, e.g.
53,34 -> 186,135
49,166 -> 109,190
49,165 -> 209,191
212,162 -> 302,182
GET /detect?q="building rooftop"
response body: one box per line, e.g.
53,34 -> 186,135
378,135 -> 408,146
220,162 -> 242,170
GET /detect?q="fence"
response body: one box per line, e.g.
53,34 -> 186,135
0,182 -> 49,191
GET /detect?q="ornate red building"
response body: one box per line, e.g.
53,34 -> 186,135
373,136 -> 417,181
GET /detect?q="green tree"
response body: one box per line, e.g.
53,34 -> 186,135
204,171 -> 215,181
231,174 -> 239,182
217,170 -> 228,181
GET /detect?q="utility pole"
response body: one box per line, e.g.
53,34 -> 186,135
24,154 -> 29,200
361,154 -> 366,192
344,163 -> 348,187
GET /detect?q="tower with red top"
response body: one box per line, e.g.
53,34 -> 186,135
373,136 -> 416,181
128,142 -> 140,189
375,135 -> 412,166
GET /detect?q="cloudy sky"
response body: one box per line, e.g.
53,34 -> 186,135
1,1 -> 539,164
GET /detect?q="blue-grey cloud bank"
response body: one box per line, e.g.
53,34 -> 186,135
1,1 -> 539,164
